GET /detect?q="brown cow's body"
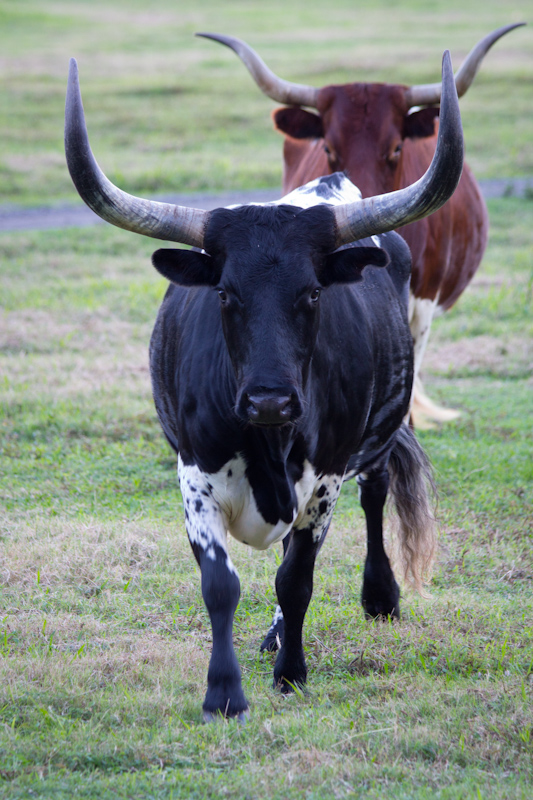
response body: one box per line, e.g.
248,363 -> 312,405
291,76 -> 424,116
199,25 -> 523,424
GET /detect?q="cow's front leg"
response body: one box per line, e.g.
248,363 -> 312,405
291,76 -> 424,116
358,469 -> 400,619
197,544 -> 247,720
272,528 -> 318,692
179,461 -> 248,721
273,480 -> 339,692
260,535 -> 289,653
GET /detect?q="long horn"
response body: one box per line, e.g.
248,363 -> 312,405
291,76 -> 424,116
65,58 -> 208,247
333,51 -> 463,248
406,23 -> 525,108
196,33 -> 319,108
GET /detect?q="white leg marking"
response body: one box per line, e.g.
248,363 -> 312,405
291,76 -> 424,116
178,456 -> 237,575
408,293 -> 440,387
296,473 -> 343,543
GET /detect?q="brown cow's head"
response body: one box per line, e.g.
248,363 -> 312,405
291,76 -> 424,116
273,82 -> 441,197
197,25 -> 524,197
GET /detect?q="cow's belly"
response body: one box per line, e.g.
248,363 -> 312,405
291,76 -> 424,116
178,455 -> 320,551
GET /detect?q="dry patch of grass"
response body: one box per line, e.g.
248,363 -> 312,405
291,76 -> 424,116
424,334 -> 533,378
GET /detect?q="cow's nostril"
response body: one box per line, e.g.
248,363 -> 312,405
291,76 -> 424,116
247,395 -> 293,425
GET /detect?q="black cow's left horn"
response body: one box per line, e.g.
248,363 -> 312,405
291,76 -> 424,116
65,59 -> 208,247
332,50 -> 463,247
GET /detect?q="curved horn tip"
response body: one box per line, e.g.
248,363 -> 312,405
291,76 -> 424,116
500,22 -> 527,33
68,57 -> 78,77
195,32 -> 236,46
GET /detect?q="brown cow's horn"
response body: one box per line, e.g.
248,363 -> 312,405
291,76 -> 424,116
65,59 -> 208,247
406,23 -> 525,108
333,51 -> 463,248
196,33 -> 319,108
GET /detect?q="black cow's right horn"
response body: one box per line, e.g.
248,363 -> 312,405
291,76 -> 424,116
65,58 -> 208,248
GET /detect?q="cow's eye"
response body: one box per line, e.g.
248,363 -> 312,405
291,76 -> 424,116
389,142 -> 403,162
310,288 -> 321,304
324,144 -> 331,155
217,288 -> 228,304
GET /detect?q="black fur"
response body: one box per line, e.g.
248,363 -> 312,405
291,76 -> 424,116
149,188 -> 420,717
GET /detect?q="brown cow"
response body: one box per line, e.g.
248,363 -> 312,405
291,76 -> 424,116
198,25 -> 524,426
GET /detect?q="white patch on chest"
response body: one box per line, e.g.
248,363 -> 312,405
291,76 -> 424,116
179,455 -> 342,552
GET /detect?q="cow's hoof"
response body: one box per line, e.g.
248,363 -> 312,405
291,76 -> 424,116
203,708 -> 250,724
260,630 -> 282,653
274,678 -> 307,696
362,578 -> 401,620
363,601 -> 400,621
273,671 -> 307,695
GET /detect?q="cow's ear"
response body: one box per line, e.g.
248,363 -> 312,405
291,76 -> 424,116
151,249 -> 220,287
321,246 -> 389,286
403,107 -> 439,139
273,107 -> 324,140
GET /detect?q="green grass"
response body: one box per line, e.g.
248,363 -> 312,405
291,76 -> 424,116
1,199 -> 532,797
1,1 -> 533,796
0,0 -> 531,206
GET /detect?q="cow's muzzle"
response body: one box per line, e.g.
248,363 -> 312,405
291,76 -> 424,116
240,392 -> 302,426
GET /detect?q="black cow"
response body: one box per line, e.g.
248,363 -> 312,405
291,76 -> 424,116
64,52 -> 463,720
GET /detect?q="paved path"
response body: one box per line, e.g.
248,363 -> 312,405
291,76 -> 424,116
0,189 -> 279,233
1,180 -> 532,233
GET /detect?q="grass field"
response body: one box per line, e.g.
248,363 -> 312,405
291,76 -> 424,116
1,202 -> 532,798
0,0 -> 532,206
1,1 -> 533,798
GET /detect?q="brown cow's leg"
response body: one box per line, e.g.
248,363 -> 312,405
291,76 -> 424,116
358,469 -> 400,619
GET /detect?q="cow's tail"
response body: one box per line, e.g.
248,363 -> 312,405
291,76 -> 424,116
388,424 -> 437,593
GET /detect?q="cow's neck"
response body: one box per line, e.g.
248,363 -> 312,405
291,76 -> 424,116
243,425 -> 306,526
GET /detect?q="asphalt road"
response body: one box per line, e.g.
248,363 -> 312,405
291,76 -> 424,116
0,179 -> 532,233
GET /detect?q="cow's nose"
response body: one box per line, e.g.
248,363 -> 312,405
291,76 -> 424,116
246,394 -> 293,425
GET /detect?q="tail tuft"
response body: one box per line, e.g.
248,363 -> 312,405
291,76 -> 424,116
388,424 -> 437,593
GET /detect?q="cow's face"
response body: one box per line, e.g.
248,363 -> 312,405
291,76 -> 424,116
274,83 -> 439,198
152,204 -> 387,427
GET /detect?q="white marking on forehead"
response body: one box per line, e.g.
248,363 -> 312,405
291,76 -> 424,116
227,174 -> 380,248
275,174 -> 363,209
228,174 -> 363,209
